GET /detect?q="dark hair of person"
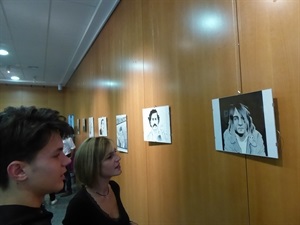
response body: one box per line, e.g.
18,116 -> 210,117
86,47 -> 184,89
0,106 -> 72,190
148,109 -> 160,125
228,103 -> 255,133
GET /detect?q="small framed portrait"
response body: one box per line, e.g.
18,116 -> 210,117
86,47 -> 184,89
142,105 -> 172,144
98,117 -> 108,137
212,89 -> 278,158
116,114 -> 128,153
82,118 -> 87,132
75,118 -> 80,134
88,117 -> 94,137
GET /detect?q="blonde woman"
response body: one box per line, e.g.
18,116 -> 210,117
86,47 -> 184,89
63,137 -> 137,225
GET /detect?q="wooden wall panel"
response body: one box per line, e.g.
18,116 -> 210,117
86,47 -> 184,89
0,85 -> 65,115
64,0 -> 249,224
67,0 -> 250,224
65,0 -> 148,224
142,0 -> 249,224
238,1 -> 300,224
0,85 -> 23,109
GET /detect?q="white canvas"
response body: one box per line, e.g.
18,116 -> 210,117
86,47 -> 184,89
88,117 -> 94,138
116,114 -> 128,153
98,117 -> 108,137
142,105 -> 171,144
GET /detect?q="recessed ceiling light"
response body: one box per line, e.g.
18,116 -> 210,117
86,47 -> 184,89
11,76 -> 20,81
6,66 -> 11,73
0,49 -> 9,55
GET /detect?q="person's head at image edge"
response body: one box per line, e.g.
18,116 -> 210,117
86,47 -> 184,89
74,136 -> 121,188
0,106 -> 72,207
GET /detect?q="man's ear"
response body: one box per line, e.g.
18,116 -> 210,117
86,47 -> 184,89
7,161 -> 28,181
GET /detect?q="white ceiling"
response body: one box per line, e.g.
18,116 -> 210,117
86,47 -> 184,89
0,0 -> 119,87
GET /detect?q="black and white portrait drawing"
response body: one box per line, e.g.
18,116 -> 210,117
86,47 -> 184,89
98,117 -> 107,137
88,117 -> 94,138
142,105 -> 171,144
76,119 -> 80,134
212,89 -> 278,158
82,118 -> 87,132
116,114 -> 128,153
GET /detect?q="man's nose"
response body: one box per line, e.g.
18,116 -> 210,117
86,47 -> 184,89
237,117 -> 243,124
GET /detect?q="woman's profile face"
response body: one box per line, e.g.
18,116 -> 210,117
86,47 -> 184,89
101,145 -> 122,178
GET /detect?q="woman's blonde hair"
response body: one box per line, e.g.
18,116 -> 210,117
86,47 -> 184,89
74,137 -> 112,187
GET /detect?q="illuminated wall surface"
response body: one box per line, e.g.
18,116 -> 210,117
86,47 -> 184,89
66,1 -> 300,224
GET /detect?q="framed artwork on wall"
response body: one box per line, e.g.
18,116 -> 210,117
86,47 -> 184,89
98,117 -> 108,137
88,117 -> 94,137
75,118 -> 80,134
142,105 -> 172,144
116,114 -> 128,153
212,89 -> 278,159
82,118 -> 87,132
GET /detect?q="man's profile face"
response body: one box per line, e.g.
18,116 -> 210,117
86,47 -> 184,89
150,112 -> 159,129
232,108 -> 247,135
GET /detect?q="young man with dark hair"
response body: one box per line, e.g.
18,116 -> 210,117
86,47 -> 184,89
0,106 -> 72,224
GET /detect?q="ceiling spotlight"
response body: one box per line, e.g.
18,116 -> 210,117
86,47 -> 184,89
0,49 -> 9,55
11,76 -> 20,81
6,66 -> 11,73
